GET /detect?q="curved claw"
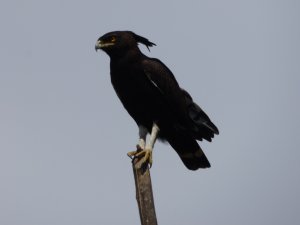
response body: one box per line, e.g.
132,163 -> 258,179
127,145 -> 144,159
127,148 -> 153,169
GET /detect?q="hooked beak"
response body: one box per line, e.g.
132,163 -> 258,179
95,40 -> 102,51
95,39 -> 115,51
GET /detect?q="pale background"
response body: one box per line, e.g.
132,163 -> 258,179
0,1 -> 299,224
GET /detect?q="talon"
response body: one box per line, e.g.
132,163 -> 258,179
127,151 -> 137,160
127,151 -> 135,159
127,148 -> 153,169
127,144 -> 144,159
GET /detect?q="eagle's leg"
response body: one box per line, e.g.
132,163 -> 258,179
127,125 -> 147,158
137,125 -> 147,150
127,123 -> 160,169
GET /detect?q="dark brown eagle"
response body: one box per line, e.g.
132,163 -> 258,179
95,31 -> 219,170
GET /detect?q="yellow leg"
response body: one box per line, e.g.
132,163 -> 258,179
127,123 -> 159,169
127,147 -> 153,169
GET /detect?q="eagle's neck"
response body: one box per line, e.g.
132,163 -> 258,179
110,46 -> 143,69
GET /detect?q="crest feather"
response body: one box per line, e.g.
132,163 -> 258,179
131,32 -> 156,51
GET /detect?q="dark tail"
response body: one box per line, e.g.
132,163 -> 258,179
166,131 -> 210,170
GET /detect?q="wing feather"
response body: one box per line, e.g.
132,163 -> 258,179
142,57 -> 218,142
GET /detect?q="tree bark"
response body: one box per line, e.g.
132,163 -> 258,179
132,160 -> 158,225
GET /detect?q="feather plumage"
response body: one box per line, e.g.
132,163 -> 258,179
96,31 -> 219,170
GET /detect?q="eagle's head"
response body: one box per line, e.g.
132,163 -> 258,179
95,31 -> 156,57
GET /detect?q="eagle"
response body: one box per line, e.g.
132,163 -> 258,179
95,31 -> 219,170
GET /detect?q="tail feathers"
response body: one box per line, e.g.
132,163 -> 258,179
166,132 -> 211,170
179,148 -> 211,170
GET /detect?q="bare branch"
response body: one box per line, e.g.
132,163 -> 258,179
132,159 -> 158,225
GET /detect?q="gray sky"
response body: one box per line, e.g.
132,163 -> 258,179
0,0 -> 299,224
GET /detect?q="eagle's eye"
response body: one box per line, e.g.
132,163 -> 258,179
110,36 -> 116,43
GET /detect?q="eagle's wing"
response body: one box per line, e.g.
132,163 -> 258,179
142,58 -> 218,141
181,89 -> 219,141
142,58 -> 188,120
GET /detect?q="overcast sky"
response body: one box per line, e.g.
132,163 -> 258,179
0,0 -> 299,225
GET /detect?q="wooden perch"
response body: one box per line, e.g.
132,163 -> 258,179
132,159 -> 158,225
